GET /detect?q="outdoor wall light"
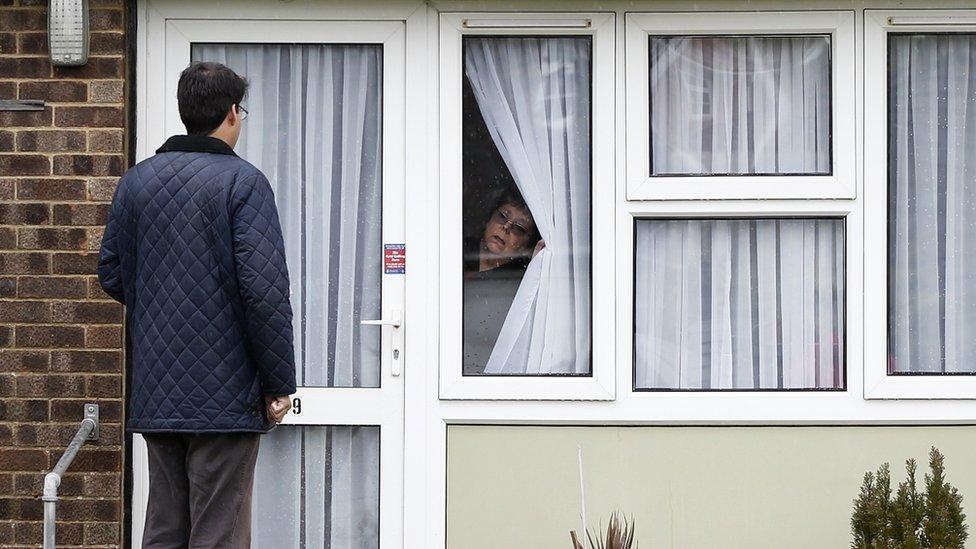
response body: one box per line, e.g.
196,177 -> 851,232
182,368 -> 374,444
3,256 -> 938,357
48,0 -> 90,66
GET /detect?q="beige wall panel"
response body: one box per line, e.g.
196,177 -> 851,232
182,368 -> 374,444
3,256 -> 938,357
448,426 -> 976,548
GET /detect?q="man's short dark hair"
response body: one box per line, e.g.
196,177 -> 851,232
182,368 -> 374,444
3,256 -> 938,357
177,61 -> 248,135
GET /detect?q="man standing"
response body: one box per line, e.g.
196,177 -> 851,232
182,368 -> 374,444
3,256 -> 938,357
98,62 -> 296,548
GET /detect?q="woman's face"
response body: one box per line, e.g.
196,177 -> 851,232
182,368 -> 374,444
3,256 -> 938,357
482,202 -> 536,257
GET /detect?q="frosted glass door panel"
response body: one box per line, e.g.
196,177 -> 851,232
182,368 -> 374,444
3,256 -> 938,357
252,426 -> 380,549
192,43 -> 383,388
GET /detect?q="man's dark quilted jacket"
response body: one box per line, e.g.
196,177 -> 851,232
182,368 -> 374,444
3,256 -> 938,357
98,134 -> 297,433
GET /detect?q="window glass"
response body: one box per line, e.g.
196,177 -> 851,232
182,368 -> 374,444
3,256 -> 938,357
649,35 -> 832,176
253,426 -> 379,548
634,218 -> 845,390
461,36 -> 592,376
888,34 -> 976,375
193,43 -> 383,388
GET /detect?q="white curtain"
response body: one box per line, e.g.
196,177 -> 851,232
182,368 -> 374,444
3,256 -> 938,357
193,44 -> 381,547
464,37 -> 592,375
889,35 -> 976,374
650,36 -> 831,175
634,219 -> 844,390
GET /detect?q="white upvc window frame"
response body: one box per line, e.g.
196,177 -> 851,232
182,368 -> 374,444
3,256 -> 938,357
625,11 -> 856,200
437,12 -> 616,400
864,9 -> 976,400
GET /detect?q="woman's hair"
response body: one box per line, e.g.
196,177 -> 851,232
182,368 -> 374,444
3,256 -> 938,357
484,186 -> 542,250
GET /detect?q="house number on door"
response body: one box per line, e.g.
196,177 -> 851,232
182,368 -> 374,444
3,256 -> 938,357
292,398 -> 302,415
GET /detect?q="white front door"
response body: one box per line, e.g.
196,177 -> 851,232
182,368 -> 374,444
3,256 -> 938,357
134,17 -> 406,548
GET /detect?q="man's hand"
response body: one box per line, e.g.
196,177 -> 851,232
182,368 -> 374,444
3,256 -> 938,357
265,395 -> 292,423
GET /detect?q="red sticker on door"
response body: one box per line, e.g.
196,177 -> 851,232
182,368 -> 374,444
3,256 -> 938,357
384,243 -> 405,274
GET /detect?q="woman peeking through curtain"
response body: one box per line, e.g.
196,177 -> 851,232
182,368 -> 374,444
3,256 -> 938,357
461,36 -> 592,376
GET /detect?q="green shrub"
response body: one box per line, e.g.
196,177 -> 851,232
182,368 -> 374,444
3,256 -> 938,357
851,447 -> 967,548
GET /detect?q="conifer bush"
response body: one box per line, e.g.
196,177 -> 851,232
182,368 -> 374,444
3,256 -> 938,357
851,447 -> 967,548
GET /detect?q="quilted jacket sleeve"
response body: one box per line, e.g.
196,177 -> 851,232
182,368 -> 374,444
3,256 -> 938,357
97,182 -> 125,304
231,171 -> 298,397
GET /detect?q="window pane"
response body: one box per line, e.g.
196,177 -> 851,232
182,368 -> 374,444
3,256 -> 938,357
192,44 -> 383,388
634,219 -> 845,390
649,35 -> 832,176
461,36 -> 592,376
888,34 -> 976,374
252,426 -> 379,548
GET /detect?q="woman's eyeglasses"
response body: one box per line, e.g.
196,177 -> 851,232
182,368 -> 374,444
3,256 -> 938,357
236,104 -> 249,120
493,209 -> 529,238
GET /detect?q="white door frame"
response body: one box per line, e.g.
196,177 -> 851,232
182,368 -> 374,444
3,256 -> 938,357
133,2 -> 424,547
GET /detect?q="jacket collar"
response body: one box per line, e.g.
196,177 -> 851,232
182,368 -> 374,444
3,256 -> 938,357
156,134 -> 238,156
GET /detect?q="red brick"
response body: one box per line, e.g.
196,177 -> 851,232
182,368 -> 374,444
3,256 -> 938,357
0,179 -> 13,199
0,350 -> 49,372
0,474 -> 11,494
0,253 -> 49,275
16,178 -> 87,201
0,424 -> 12,445
52,57 -> 124,80
17,227 -> 87,250
53,154 -> 125,176
85,325 -> 121,348
86,227 -> 103,251
52,252 -> 98,274
0,326 -> 11,347
0,154 -> 50,176
89,80 -> 124,103
0,107 -> 52,127
85,521 -> 120,544
90,32 -> 125,55
16,374 -> 86,397
51,399 -> 119,422
0,373 -> 13,395
89,128 -> 124,152
0,81 -> 14,100
0,449 -> 47,472
52,301 -> 122,324
18,81 -> 87,103
0,32 -> 14,54
0,130 -> 13,152
0,57 -> 50,78
0,276 -> 14,296
15,325 -> 85,348
0,301 -> 51,323
13,519 -> 83,545
52,203 -> 111,225
0,10 -> 47,31
0,228 -> 15,249
0,399 -> 48,421
17,276 -> 87,298
16,129 -> 86,151
15,31 -> 46,56
0,497 -> 43,521
0,203 -> 49,225
54,106 -> 124,128
88,276 -> 110,299
57,498 -> 119,522
89,9 -> 124,31
87,178 -> 117,201
87,375 -> 120,397
51,350 -> 121,373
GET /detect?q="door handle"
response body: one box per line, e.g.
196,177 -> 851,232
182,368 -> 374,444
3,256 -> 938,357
360,309 -> 403,376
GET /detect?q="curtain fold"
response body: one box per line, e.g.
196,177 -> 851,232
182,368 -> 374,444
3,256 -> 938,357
634,219 -> 844,390
192,44 -> 381,547
650,36 -> 831,175
889,35 -> 976,374
464,37 -> 592,375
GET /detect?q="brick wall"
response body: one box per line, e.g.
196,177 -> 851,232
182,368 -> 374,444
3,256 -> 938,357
0,1 -> 128,547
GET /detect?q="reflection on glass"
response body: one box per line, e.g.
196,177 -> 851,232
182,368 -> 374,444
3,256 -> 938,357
252,426 -> 379,548
461,36 -> 592,376
888,34 -> 976,374
192,43 -> 383,387
650,35 -> 831,176
634,219 -> 845,390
